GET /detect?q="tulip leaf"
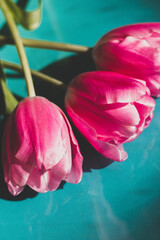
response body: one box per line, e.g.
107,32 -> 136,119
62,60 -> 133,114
5,0 -> 42,30
0,65 -> 18,115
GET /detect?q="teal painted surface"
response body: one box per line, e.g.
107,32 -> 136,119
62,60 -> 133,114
1,0 -> 160,239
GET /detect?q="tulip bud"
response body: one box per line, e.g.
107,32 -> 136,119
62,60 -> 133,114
2,96 -> 83,196
93,23 -> 160,97
65,71 -> 155,162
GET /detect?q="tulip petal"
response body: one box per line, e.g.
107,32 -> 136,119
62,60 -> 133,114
103,103 -> 140,126
27,168 -> 63,192
59,109 -> 83,183
9,163 -> 31,186
2,96 -> 83,195
65,70 -> 155,160
147,74 -> 160,97
93,23 -> 160,96
7,181 -> 25,196
66,99 -> 128,162
69,71 -> 149,105
2,115 -> 13,184
14,97 -> 68,170
66,92 -> 138,144
134,94 -> 155,131
105,23 -> 160,39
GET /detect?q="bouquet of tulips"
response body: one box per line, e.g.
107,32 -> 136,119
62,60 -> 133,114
0,0 -> 159,196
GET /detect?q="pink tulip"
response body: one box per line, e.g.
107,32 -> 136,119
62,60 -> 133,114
2,96 -> 83,196
65,71 -> 155,162
92,23 -> 160,97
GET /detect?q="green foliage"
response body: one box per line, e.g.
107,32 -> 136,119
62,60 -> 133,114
5,0 -> 42,30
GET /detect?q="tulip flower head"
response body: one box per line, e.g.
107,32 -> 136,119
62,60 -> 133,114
2,96 -> 83,196
65,71 -> 155,162
93,23 -> 160,97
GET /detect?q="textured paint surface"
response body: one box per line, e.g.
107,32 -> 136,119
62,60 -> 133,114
0,0 -> 160,239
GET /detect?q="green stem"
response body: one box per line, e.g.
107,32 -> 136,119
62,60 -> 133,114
0,0 -> 36,97
0,35 -> 92,53
1,60 -> 67,91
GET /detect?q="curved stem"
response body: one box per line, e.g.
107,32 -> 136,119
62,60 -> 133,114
1,60 -> 67,91
0,35 -> 92,53
0,0 -> 36,97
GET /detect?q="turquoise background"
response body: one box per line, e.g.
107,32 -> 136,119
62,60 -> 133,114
1,0 -> 160,239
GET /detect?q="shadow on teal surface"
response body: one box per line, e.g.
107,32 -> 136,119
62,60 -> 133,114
34,52 -> 95,109
33,53 -> 113,171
